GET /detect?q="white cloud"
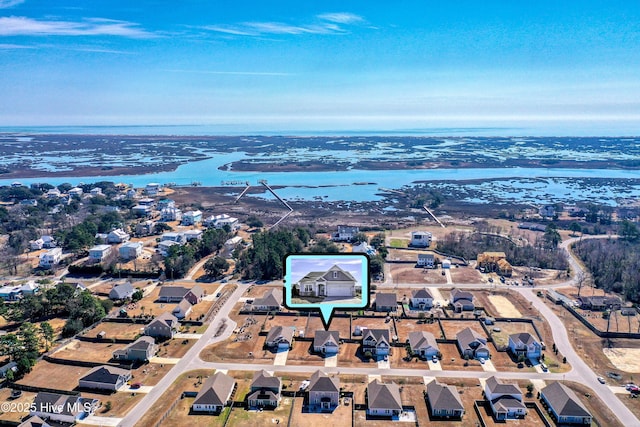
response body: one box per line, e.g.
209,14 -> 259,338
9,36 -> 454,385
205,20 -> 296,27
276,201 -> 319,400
0,16 -> 155,38
317,13 -> 364,24
165,69 -> 292,76
0,0 -> 25,9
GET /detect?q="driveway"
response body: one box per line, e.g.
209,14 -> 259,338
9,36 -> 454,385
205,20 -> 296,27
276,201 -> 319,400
273,349 -> 289,366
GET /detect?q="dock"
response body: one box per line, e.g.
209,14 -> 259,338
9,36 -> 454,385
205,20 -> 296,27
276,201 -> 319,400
423,205 -> 445,228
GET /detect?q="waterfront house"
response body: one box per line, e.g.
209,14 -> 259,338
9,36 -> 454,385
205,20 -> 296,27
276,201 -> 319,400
410,231 -> 432,247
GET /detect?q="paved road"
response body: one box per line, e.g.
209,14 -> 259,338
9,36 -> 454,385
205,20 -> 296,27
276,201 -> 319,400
118,283 -> 249,427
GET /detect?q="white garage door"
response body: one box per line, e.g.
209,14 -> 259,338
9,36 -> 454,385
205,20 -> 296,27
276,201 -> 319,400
327,285 -> 352,297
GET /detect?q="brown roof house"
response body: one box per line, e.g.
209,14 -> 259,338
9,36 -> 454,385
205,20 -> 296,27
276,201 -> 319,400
366,379 -> 403,417
247,370 -> 281,409
79,366 -> 132,391
307,370 -> 340,412
426,380 -> 464,419
192,371 -> 236,414
484,376 -> 527,420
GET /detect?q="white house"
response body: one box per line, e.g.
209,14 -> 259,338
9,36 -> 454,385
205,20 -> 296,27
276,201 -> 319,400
161,232 -> 186,244
205,214 -> 240,230
119,241 -> 143,260
410,231 -> 432,247
182,210 -> 203,226
184,229 -> 204,241
68,187 -> 83,198
224,236 -> 243,252
107,228 -> 130,244
158,240 -> 181,256
88,245 -> 112,262
332,225 -> 359,242
352,241 -> 377,256
160,206 -> 182,222
508,332 -> 542,360
39,248 -> 62,269
132,204 -> 153,217
484,376 -> 527,420
295,264 -> 357,298
192,372 -> 236,414
366,380 -> 402,417
30,238 -> 44,251
410,288 -> 433,309
89,187 -> 103,197
417,253 -> 435,268
145,183 -> 162,196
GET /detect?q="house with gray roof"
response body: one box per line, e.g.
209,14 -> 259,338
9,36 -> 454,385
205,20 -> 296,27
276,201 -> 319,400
508,332 -> 542,359
366,379 -> 402,417
252,288 -> 283,311
417,253 -> 436,268
192,371 -> 236,413
407,331 -> 439,359
265,326 -> 295,351
362,328 -> 391,357
456,327 -> 490,360
247,370 -> 281,409
313,330 -> 340,355
18,415 -> 51,427
308,370 -> 340,411
109,282 -> 135,301
484,376 -> 526,420
172,298 -> 193,319
158,285 -> 204,304
79,365 -> 132,391
540,382 -> 592,425
29,392 -> 99,424
295,264 -> 357,298
375,292 -> 397,312
450,288 -> 474,312
410,288 -> 434,309
426,380 -> 464,419
144,312 -> 179,340
112,336 -> 157,362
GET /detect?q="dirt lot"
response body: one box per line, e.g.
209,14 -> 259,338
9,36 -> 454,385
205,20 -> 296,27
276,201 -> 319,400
389,263 -> 447,285
487,295 -> 522,317
160,396 -> 226,427
122,283 -> 218,320
0,389 -> 37,423
285,340 -> 326,367
156,338 -> 197,359
17,361 -> 91,391
395,318 -> 443,341
131,363 -> 173,386
438,343 -> 483,371
449,266 -> 483,283
226,395 -> 293,427
83,321 -> 145,341
440,320 -> 486,340
52,339 -> 125,363
200,331 -> 275,365
603,348 -> 640,372
288,395 -> 353,427
84,390 -> 144,418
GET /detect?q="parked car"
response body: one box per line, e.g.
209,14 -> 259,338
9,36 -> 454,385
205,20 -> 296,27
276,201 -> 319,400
130,383 -> 142,389
625,383 -> 636,391
432,355 -> 438,363
597,377 -> 606,384
479,357 -> 486,364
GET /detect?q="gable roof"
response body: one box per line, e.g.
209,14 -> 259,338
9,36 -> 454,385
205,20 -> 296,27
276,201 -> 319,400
412,288 -> 433,299
451,288 -> 473,302
266,326 -> 294,344
298,265 -> 357,284
147,312 -> 179,329
408,331 -> 438,352
193,371 -> 236,407
174,298 -> 193,313
367,379 -> 402,410
32,393 -> 97,417
509,332 -> 539,347
426,380 -> 464,412
109,282 -> 134,299
251,370 -> 281,390
189,285 -> 204,298
309,370 -> 340,393
253,288 -> 283,307
363,328 -> 390,344
541,382 -> 591,418
158,286 -> 189,299
126,336 -> 156,351
485,376 -> 522,397
456,327 -> 487,350
375,292 -> 397,307
81,366 -> 130,385
313,330 -> 340,348
18,415 -> 51,427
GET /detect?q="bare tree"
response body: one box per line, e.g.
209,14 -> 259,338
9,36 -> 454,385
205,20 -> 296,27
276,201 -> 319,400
576,271 -> 587,297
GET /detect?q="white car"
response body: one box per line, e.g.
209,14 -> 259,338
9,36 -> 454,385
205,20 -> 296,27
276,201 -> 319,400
597,377 -> 606,384
479,357 -> 486,364
432,355 -> 438,363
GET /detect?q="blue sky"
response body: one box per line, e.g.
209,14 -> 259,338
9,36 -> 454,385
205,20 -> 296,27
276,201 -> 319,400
1,1 -> 639,134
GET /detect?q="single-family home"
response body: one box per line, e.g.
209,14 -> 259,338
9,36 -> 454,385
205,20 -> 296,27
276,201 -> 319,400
252,288 -> 282,311
39,247 -> 62,269
135,220 -> 156,236
161,232 -> 186,244
68,187 -> 83,198
484,376 -> 527,420
442,259 -> 452,269
426,380 -> 465,419
78,365 -> 132,391
247,370 -> 282,409
192,371 -> 236,413
184,229 -> 203,241
29,393 -> 99,424
540,382 -> 592,425
119,241 -> 143,260
410,288 -> 433,309
39,235 -> 56,248
132,204 -> 153,217
0,361 -> 17,378
138,197 -> 155,207
295,265 -> 357,298
158,285 -> 204,304
417,253 -> 435,268
160,206 -> 182,222
366,379 -> 402,417
30,238 -> 44,251
107,228 -> 130,244
109,282 -> 135,301
375,292 -> 397,312
95,233 -> 109,244
88,245 -> 112,262
456,327 -> 490,360
182,210 -> 203,226
158,240 -> 181,256
450,288 -> 475,312
308,370 -> 340,411
0,285 -> 21,301
539,205 -> 556,218
172,298 -> 193,320
89,187 -> 103,197
332,225 -> 359,242
46,188 -> 61,199
577,295 -> 622,311
477,252 -> 508,273
410,231 -> 432,247
112,336 -> 157,362
352,241 -> 377,256
508,332 -> 542,360
407,331 -> 439,359
265,326 -> 295,350
205,214 -> 240,230
313,330 -> 340,355
157,198 -> 175,210
145,183 -> 162,196
362,329 -> 391,357
19,281 -> 39,295
224,236 -> 243,252
18,415 -> 51,427
144,312 -> 179,340
126,188 -> 137,199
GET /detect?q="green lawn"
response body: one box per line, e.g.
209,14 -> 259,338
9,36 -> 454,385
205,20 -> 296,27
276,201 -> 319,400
390,239 -> 408,248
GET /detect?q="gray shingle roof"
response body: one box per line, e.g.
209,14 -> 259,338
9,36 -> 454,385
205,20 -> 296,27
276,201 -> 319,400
456,327 -> 487,352
412,288 -> 433,299
313,330 -> 339,348
193,372 -> 236,407
33,392 -> 97,417
253,288 -> 283,308
491,396 -> 526,412
128,336 -> 155,351
367,379 -> 402,410
80,366 -> 130,385
486,376 -> 522,397
109,282 -> 134,299
509,332 -> 538,347
375,292 -> 397,308
426,380 -> 464,412
158,286 -> 189,299
541,382 -> 592,418
251,370 -> 281,390
363,328 -> 390,344
309,370 -> 340,393
266,326 -> 294,344
18,415 -> 50,427
451,288 -> 473,302
408,331 -> 439,352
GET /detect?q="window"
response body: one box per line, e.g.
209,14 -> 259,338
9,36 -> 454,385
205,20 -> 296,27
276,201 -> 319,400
333,271 -> 338,279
